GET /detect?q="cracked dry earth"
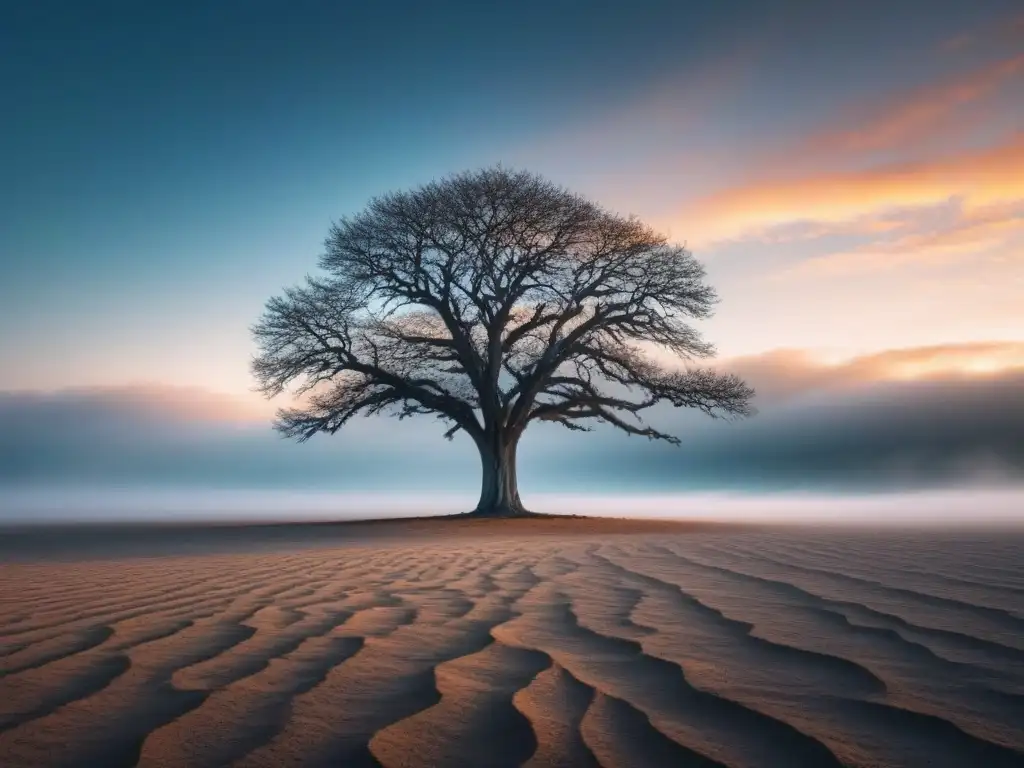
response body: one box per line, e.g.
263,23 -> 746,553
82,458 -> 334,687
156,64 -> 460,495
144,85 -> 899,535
1,527 -> 1023,767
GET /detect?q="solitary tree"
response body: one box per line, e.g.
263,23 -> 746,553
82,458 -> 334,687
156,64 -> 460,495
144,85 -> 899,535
252,168 -> 753,517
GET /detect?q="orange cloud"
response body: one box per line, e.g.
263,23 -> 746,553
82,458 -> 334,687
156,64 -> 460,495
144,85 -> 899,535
812,54 -> 1024,153
842,342 -> 1024,380
679,133 -> 1024,245
720,342 -> 1024,402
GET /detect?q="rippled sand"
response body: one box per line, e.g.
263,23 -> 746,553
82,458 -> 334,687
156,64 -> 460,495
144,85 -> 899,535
1,519 -> 1022,767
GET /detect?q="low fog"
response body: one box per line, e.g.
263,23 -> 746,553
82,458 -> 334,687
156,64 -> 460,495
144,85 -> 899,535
2,344 -> 1022,523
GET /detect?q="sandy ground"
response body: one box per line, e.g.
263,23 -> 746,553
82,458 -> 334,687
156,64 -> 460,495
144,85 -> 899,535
1,517 -> 1023,767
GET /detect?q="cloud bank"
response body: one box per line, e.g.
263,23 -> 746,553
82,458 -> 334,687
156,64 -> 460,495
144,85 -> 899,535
1,344 -> 1021,520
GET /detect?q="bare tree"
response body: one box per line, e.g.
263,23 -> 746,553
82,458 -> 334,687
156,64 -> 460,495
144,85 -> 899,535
252,168 -> 754,517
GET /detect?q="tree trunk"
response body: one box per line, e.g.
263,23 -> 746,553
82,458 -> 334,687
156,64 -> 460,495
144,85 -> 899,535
470,431 -> 529,517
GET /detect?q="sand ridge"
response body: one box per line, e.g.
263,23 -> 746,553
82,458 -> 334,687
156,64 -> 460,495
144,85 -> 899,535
1,519 -> 1023,767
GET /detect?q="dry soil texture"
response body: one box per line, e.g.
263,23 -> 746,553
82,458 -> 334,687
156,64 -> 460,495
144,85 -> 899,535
1,519 -> 1023,767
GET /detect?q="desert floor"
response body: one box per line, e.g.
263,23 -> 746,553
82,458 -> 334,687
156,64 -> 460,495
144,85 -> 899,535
1,517 -> 1023,767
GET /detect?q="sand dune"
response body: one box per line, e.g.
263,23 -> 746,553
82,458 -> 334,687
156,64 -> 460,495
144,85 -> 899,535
1,519 -> 1022,767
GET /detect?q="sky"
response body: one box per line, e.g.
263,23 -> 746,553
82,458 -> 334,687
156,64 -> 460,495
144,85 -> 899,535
1,0 -> 1022,523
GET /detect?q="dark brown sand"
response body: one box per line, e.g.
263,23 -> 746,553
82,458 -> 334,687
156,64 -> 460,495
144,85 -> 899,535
1,517 -> 1022,767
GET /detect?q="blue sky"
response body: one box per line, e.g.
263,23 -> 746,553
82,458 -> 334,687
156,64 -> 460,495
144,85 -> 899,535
2,1 -> 1023,520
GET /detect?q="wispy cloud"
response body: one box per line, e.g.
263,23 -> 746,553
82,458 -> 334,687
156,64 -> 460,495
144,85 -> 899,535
784,200 -> 1024,276
809,54 -> 1024,154
678,132 -> 1024,246
941,10 -> 1024,52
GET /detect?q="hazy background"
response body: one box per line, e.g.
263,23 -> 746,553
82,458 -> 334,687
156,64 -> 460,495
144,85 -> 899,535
2,1 -> 1022,524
